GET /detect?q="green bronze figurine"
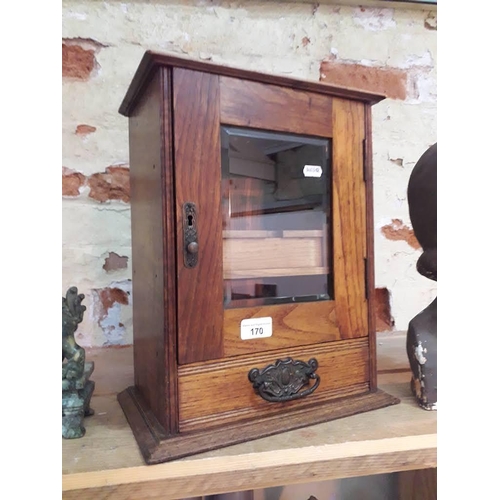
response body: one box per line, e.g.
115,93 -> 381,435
62,286 -> 95,438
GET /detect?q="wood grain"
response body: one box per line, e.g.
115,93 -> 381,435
398,468 -> 437,500
119,51 -> 385,117
364,103 -> 378,390
224,266 -> 328,279
178,338 -> 370,430
128,69 -> 169,428
173,68 -> 224,364
223,301 -> 342,356
220,76 -> 333,137
118,56 -> 385,470
63,433 -> 435,500
332,98 -> 368,338
161,68 -> 180,432
120,386 -> 397,465
63,334 -> 435,497
224,236 -> 323,274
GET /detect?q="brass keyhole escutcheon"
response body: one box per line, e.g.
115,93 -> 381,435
183,202 -> 198,268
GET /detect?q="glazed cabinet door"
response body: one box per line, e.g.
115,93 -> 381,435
173,68 -> 367,365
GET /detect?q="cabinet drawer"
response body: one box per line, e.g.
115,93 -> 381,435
178,337 -> 370,432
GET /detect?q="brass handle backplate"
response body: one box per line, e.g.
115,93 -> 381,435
248,357 -> 320,403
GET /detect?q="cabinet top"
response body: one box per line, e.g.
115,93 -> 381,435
119,51 -> 386,117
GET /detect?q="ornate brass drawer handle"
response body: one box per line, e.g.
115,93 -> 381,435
248,357 -> 320,403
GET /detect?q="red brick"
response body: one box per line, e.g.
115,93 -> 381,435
320,59 -> 408,100
374,288 -> 394,332
87,165 -> 130,203
62,167 -> 86,197
75,124 -> 97,135
62,42 -> 96,80
381,219 -> 421,249
98,287 -> 129,311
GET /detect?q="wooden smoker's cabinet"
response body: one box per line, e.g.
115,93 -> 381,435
118,51 -> 399,464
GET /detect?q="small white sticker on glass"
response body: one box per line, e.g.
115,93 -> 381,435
241,317 -> 273,340
303,165 -> 323,178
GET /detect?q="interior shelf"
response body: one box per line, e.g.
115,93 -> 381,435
224,266 -> 329,279
223,230 -> 325,238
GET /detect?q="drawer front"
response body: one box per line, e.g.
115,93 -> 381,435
178,338 -> 370,432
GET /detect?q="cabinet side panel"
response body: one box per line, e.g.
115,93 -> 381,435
129,70 -> 168,428
332,99 -> 368,338
162,68 -> 179,431
173,68 -> 224,364
364,104 -> 378,390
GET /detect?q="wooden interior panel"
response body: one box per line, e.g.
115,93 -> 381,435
178,338 -> 369,431
173,68 -> 224,364
128,69 -> 170,428
224,236 -> 324,277
223,301 -> 341,356
220,76 -> 333,137
332,98 -> 368,338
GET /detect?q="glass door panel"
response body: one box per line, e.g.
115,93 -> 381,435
221,126 -> 332,309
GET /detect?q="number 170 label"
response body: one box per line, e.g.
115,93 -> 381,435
241,317 -> 273,340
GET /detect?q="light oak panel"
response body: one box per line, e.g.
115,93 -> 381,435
224,236 -> 324,273
225,266 -> 328,279
220,76 -> 333,137
223,300 -> 341,356
332,98 -> 368,338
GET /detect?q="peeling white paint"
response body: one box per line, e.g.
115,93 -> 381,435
66,11 -> 87,20
359,58 -> 379,67
414,341 -> 428,364
352,8 -> 396,31
89,280 -> 133,346
99,302 -> 127,345
402,51 -> 434,69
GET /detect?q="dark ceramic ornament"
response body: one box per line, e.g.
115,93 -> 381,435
62,287 -> 95,438
406,143 -> 437,410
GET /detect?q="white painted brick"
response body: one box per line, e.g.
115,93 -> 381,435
62,199 -> 131,247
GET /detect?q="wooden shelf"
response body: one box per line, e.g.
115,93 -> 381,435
62,333 -> 437,499
223,230 -> 325,238
224,266 -> 328,279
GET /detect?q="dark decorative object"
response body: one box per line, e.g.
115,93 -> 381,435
406,143 -> 437,410
62,287 -> 95,438
248,358 -> 320,402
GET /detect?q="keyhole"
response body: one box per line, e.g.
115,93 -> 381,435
187,215 -> 193,226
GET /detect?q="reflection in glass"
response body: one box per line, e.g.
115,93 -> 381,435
221,126 -> 332,309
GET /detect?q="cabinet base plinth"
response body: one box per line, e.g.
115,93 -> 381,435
118,386 -> 400,465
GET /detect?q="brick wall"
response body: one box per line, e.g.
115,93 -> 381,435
62,0 -> 437,346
